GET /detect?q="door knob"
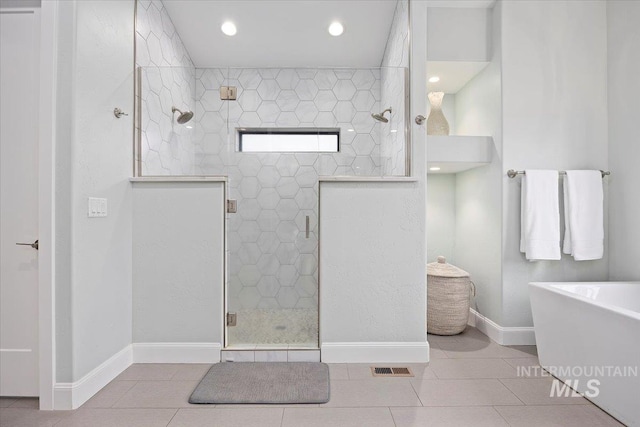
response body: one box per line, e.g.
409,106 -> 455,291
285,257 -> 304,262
16,240 -> 38,250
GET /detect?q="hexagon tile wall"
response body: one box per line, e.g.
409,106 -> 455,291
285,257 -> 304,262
192,67 -> 385,177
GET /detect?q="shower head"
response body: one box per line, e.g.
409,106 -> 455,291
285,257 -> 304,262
171,106 -> 194,124
371,107 -> 392,123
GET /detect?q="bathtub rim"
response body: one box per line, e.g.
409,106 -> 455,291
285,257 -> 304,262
529,281 -> 640,322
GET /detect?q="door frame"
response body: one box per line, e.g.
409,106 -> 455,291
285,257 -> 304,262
37,0 -> 57,410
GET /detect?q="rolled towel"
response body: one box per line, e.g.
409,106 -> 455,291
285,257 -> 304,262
520,170 -> 561,261
563,170 -> 604,261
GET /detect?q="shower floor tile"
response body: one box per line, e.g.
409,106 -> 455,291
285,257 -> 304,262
226,308 -> 318,347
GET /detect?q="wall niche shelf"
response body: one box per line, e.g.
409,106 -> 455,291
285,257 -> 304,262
427,135 -> 493,174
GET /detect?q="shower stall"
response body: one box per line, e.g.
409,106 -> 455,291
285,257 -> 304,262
134,0 -> 410,350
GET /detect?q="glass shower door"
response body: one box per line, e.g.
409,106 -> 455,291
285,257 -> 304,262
223,68 -> 320,348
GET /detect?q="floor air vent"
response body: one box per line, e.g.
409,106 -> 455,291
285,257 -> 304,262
371,367 -> 414,377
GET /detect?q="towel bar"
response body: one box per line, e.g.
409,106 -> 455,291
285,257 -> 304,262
507,169 -> 610,179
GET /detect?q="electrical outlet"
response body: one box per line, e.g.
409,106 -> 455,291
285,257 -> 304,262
88,197 -> 108,218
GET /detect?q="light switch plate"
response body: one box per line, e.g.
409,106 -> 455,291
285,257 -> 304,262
88,197 -> 108,217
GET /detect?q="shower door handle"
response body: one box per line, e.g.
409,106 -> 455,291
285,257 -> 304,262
415,115 -> 426,125
305,216 -> 310,238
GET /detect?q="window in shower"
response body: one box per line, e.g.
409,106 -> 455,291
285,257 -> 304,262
238,128 -> 340,153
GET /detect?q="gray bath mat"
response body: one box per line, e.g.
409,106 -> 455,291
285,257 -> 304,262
189,362 -> 330,404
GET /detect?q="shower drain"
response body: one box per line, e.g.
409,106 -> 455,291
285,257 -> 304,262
371,367 -> 414,377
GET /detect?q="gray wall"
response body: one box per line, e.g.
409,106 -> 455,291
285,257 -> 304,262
55,0 -> 135,382
607,0 -> 640,281
501,0 -> 609,327
132,183 -> 225,343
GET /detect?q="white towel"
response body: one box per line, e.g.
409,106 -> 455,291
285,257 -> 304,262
563,170 -> 604,261
520,170 -> 561,261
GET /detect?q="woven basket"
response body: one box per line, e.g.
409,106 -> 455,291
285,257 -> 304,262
427,256 -> 475,336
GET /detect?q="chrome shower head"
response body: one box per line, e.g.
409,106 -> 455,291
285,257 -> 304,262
371,107 -> 392,123
171,106 -> 194,124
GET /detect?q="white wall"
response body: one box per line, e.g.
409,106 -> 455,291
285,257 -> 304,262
54,0 -> 134,382
54,0 -> 76,384
72,0 -> 134,381
607,0 -> 640,281
450,2 -> 503,324
132,182 -> 224,344
426,174 -> 456,264
501,0 -> 609,327
455,161 -> 502,322
427,7 -> 491,62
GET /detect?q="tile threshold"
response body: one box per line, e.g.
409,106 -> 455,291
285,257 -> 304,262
224,347 -> 320,351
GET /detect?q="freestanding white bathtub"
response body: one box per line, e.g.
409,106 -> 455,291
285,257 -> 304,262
530,281 -> 640,427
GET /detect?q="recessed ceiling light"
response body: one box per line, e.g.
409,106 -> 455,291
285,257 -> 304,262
428,76 -> 440,83
221,21 -> 237,36
390,129 -> 398,133
347,128 -> 355,132
328,22 -> 344,36
430,166 -> 441,171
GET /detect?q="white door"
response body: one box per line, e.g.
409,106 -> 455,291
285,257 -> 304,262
0,8 -> 41,397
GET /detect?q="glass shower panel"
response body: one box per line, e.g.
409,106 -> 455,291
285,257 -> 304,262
138,66 -> 197,176
379,66 -> 408,176
192,67 -> 231,176
380,0 -> 409,176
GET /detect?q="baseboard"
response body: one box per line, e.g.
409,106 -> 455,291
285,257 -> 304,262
321,342 -> 430,363
469,309 -> 536,345
53,344 -> 132,410
132,342 -> 222,363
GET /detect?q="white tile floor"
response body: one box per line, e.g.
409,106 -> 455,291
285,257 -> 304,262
0,327 -> 623,426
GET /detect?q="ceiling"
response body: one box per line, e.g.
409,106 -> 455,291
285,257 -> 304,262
162,0 -> 399,69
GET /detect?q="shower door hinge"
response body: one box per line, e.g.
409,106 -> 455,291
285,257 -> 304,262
226,312 -> 237,327
227,199 -> 237,213
220,86 -> 237,100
